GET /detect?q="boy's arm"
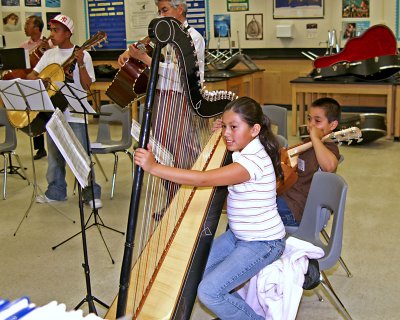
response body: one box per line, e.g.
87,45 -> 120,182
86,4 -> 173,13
310,127 -> 339,172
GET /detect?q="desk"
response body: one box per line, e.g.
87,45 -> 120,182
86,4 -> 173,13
91,70 -> 265,117
291,77 -> 395,139
394,84 -> 400,139
90,81 -> 142,120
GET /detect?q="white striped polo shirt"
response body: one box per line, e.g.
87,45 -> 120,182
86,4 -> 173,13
227,137 -> 286,241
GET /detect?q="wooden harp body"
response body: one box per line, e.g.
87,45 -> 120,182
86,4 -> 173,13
106,17 -> 236,319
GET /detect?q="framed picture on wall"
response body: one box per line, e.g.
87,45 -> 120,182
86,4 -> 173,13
273,0 -> 324,19
245,14 -> 263,40
213,14 -> 231,38
25,0 -> 41,6
227,0 -> 248,12
342,0 -> 370,18
45,11 -> 60,29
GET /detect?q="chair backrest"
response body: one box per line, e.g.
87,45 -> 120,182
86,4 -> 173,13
291,171 -> 348,271
96,104 -> 132,149
0,107 -> 17,152
262,105 -> 288,139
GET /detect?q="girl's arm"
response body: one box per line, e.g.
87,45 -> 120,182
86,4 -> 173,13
134,145 -> 250,187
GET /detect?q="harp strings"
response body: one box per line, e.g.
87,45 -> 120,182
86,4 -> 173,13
127,44 -> 217,316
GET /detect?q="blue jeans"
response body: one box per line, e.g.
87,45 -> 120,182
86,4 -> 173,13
277,196 -> 299,227
45,122 -> 101,201
197,229 -> 285,320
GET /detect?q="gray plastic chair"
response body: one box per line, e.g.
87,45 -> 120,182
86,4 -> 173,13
90,104 -> 133,199
262,104 -> 288,138
0,108 -> 29,199
288,171 -> 352,320
262,105 -> 288,148
286,155 -> 352,278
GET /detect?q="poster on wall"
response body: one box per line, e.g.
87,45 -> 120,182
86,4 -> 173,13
46,0 -> 60,7
273,0 -> 324,19
342,0 -> 369,18
342,21 -> 370,40
2,12 -> 22,32
25,0 -> 41,6
1,0 -> 20,5
245,14 -> 263,40
227,0 -> 248,12
213,14 -> 231,38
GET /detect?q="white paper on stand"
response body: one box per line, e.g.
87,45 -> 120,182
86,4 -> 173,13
131,118 -> 175,166
0,78 -> 53,111
46,109 -> 91,188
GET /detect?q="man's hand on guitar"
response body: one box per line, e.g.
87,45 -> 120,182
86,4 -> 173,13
118,50 -> 130,67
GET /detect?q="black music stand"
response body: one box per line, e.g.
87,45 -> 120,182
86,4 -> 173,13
50,80 -> 124,264
45,108 -> 109,315
0,78 -> 75,236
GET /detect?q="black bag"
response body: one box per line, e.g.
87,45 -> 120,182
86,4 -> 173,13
303,258 -> 321,290
94,64 -> 118,79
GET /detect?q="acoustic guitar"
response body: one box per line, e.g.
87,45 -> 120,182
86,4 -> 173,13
276,127 -> 362,195
310,24 -> 400,80
106,37 -> 154,108
7,31 -> 107,137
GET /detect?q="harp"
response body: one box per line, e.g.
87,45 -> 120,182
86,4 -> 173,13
106,17 -> 236,319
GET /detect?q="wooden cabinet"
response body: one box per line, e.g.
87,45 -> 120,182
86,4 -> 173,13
204,70 -> 264,103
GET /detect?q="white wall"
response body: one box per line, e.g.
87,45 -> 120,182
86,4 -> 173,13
1,0 -> 398,50
207,0 -> 397,49
0,0 -> 86,49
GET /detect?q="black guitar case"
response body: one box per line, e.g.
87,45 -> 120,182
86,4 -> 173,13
298,113 -> 386,144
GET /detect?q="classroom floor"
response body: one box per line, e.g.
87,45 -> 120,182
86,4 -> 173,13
1,112 -> 399,320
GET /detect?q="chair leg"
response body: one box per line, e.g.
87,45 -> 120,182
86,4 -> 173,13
3,154 -> 7,200
12,152 -> 30,184
321,229 -> 352,277
93,154 -> 109,182
125,150 -> 134,178
110,153 -> 119,199
319,272 -> 353,320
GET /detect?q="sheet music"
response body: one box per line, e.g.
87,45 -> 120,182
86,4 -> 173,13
55,81 -> 96,114
131,118 -> 175,166
0,79 -> 54,111
46,109 -> 91,188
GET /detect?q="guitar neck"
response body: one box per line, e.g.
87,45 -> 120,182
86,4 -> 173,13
286,135 -> 330,168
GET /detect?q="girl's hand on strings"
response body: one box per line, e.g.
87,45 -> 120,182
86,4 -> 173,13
212,118 -> 222,132
134,144 -> 157,172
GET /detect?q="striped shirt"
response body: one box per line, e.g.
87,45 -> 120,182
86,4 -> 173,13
227,137 -> 285,241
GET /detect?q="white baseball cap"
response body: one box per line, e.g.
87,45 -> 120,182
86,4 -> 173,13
50,14 -> 74,34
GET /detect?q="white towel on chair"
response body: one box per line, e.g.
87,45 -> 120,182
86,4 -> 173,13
238,236 -> 325,320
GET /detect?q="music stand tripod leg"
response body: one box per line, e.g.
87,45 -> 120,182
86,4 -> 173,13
13,113 -> 75,236
74,184 -> 109,314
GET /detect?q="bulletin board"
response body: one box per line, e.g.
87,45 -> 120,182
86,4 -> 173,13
87,0 -> 207,48
87,0 -> 127,49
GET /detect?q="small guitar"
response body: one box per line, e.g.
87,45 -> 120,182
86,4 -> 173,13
7,31 -> 107,137
276,127 -> 362,195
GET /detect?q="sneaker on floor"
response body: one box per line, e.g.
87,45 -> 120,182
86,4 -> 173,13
88,198 -> 103,210
36,194 -> 66,203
